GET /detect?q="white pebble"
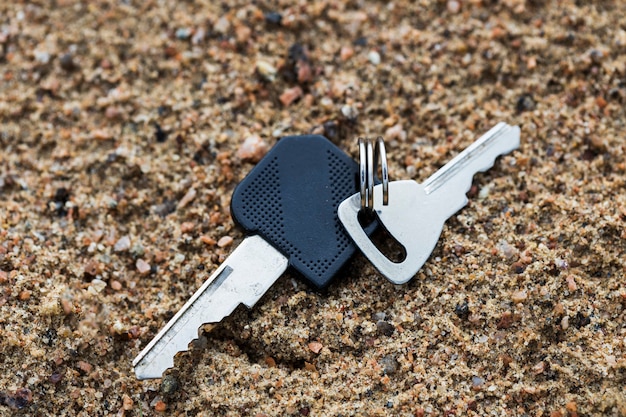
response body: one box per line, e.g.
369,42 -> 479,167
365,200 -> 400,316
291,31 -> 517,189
114,235 -> 131,252
447,0 -> 461,14
341,104 -> 358,120
237,135 -> 268,163
136,259 -> 151,275
214,16 -> 230,34
478,185 -> 491,200
256,60 -> 277,82
34,50 -> 50,64
368,50 -> 381,65
88,279 -> 107,294
497,240 -> 518,260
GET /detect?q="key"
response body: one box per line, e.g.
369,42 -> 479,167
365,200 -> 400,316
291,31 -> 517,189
338,122 -> 520,284
133,135 -> 374,379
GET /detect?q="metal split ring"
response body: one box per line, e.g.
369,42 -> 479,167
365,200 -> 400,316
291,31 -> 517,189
358,136 -> 389,212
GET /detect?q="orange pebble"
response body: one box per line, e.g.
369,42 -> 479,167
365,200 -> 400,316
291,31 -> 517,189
154,400 -> 167,412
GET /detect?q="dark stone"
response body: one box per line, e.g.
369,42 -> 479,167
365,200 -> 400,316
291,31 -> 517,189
376,320 -> 395,337
379,355 -> 398,375
59,53 -> 77,71
516,94 -> 535,113
454,301 -> 470,320
264,12 -> 282,26
353,37 -> 368,47
154,123 -> 168,143
572,312 -> 591,329
323,120 -> 338,140
161,373 -> 179,396
42,328 -> 57,347
52,187 -> 70,216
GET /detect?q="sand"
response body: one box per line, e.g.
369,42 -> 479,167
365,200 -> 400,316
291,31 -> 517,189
1,0 -> 625,415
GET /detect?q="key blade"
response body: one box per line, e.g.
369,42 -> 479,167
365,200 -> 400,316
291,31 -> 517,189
424,122 -> 520,197
132,235 -> 288,380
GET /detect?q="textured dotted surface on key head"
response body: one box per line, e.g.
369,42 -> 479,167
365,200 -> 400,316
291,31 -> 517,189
231,135 -> 362,288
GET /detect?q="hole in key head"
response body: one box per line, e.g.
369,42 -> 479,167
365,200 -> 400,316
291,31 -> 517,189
357,209 -> 406,263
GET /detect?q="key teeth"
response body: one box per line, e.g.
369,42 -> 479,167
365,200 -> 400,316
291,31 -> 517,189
478,124 -> 520,168
134,355 -> 175,380
133,321 -> 214,380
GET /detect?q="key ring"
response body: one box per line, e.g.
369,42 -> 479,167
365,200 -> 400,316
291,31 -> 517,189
358,136 -> 389,212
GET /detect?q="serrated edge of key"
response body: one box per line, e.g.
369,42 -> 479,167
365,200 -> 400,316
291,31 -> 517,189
423,123 -> 520,195
132,261 -> 240,379
133,236 -> 288,380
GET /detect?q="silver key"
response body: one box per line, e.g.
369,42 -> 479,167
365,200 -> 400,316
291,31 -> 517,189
133,134 -> 372,379
133,236 -> 287,379
338,122 -> 520,284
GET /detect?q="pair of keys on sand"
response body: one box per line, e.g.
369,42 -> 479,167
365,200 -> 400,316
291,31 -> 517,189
133,123 -> 520,379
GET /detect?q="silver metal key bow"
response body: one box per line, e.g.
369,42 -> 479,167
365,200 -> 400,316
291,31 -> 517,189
338,122 -> 520,284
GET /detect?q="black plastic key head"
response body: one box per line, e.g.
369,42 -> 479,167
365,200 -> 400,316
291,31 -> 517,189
231,135 -> 361,288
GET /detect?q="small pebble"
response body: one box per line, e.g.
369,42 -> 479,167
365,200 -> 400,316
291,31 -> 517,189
256,60 -> 277,82
180,222 -> 194,233
114,235 -> 131,252
566,402 -> 578,414
532,361 -> 546,375
379,355 -> 398,375
34,50 -> 50,64
175,28 -> 191,40
59,53 -> 77,71
516,94 -> 535,113
341,104 -> 358,121
105,106 -> 122,120
279,86 -> 303,106
122,394 -> 133,410
566,275 -> 577,291
237,135 -> 268,163
2,388 -> 32,409
154,123 -> 167,143
367,50 -> 381,65
217,236 -> 234,248
235,25 -> 251,43
192,27 -> 205,44
161,374 -> 179,396
49,373 -> 63,384
472,376 -> 485,389
511,290 -> 528,303
214,16 -> 230,34
385,123 -> 406,141
88,279 -> 107,294
130,243 -> 145,257
340,45 -> 354,61
308,342 -> 323,354
200,235 -> 217,246
497,240 -> 518,260
136,259 -> 151,275
110,280 -> 122,291
371,312 -> 386,322
376,320 -> 395,337
178,188 -> 197,209
447,0 -> 461,14
154,400 -> 167,412
264,11 -> 282,26
454,302 -> 470,320
78,360 -> 93,373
